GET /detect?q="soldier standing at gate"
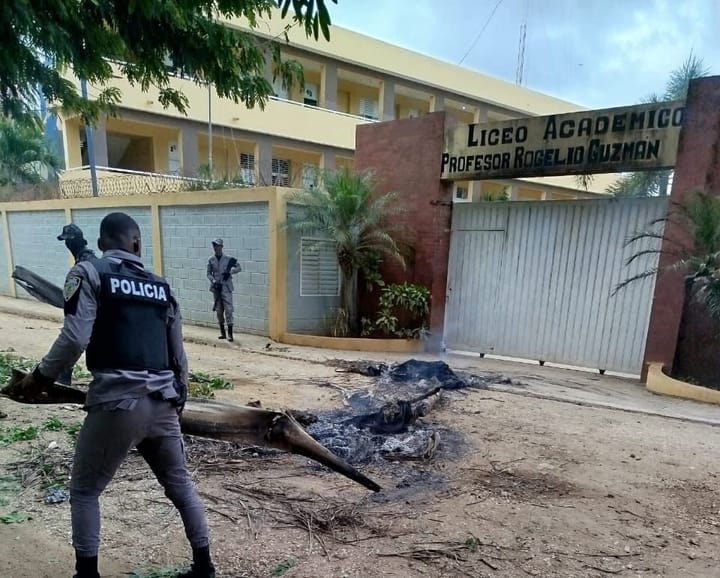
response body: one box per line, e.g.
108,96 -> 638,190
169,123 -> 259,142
206,238 -> 241,342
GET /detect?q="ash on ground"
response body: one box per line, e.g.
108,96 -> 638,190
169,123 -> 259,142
307,359 -> 490,466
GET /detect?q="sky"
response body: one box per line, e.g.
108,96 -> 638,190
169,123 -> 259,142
328,0 -> 720,109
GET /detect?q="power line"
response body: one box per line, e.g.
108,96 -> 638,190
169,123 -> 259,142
457,0 -> 506,66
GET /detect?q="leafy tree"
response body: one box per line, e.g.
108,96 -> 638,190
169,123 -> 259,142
285,168 -> 407,336
0,116 -> 59,187
614,191 -> 720,321
0,0 -> 337,126
606,54 -> 710,198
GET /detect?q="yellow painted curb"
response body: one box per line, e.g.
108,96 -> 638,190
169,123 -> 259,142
280,332 -> 426,354
646,362 -> 720,405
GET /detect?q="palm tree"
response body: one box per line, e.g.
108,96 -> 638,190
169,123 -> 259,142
614,191 -> 720,320
0,115 -> 59,190
608,54 -> 710,198
285,168 -> 407,335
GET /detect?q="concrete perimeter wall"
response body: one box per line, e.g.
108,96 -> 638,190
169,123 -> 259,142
0,188 -> 334,339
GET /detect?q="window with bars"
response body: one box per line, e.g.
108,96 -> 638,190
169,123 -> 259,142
272,158 -> 290,186
358,97 -> 378,120
455,186 -> 469,200
239,153 -> 255,185
300,238 -> 340,297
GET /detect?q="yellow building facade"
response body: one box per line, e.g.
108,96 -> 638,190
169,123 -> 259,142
58,11 -> 615,200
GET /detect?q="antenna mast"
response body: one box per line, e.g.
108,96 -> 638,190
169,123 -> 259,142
515,0 -> 529,85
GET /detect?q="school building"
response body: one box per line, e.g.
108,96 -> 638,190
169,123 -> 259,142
55,9 -> 616,200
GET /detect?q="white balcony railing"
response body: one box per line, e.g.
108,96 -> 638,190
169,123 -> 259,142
267,95 -> 379,123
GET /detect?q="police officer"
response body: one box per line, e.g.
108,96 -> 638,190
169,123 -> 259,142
206,238 -> 241,342
56,223 -> 97,386
58,223 -> 97,264
16,213 -> 215,578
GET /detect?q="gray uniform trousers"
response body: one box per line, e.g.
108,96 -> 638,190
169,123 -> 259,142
70,396 -> 208,557
215,285 -> 234,325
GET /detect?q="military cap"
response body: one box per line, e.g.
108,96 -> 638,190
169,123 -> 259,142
57,223 -> 85,241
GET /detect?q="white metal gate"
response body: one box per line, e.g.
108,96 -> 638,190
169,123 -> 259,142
444,198 -> 668,374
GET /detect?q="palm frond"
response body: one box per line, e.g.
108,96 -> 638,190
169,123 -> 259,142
664,52 -> 710,100
612,269 -> 660,296
625,247 -> 684,267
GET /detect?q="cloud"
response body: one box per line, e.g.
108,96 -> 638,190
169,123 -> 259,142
328,0 -> 718,109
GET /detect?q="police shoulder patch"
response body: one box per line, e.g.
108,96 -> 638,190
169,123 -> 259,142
63,276 -> 82,302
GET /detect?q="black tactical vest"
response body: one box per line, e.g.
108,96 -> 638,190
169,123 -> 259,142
85,257 -> 171,372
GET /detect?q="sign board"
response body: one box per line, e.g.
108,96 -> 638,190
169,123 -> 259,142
441,100 -> 685,181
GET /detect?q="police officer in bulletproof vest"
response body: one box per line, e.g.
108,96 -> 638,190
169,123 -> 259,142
16,212 -> 215,578
56,223 -> 97,386
58,223 -> 97,264
206,238 -> 241,341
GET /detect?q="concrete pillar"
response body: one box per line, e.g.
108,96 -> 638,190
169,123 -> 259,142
468,106 -> 489,199
643,76 -> 720,380
93,116 -> 109,168
541,190 -> 551,200
473,104 -> 489,124
429,94 -> 445,112
320,63 -> 337,110
470,183 -> 486,202
320,151 -> 336,173
354,113 -> 453,351
508,183 -> 520,200
180,126 -> 199,177
255,138 -> 273,186
379,79 -> 395,121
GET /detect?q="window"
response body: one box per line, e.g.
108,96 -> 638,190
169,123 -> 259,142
358,97 -> 378,120
303,83 -> 318,106
302,164 -> 317,189
455,186 -> 469,200
272,79 -> 288,100
168,142 -> 180,175
239,153 -> 255,185
408,108 -> 420,119
300,238 -> 340,297
272,158 -> 290,186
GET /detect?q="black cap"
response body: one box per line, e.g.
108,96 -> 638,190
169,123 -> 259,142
57,223 -> 85,241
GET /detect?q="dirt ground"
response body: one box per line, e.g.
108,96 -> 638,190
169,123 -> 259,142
1,311 -> 720,578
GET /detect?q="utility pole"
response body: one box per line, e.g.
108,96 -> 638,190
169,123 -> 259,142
80,79 -> 99,197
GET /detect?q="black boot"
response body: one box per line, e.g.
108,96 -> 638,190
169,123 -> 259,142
218,323 -> 226,340
227,324 -> 234,342
72,554 -> 100,578
177,546 -> 216,578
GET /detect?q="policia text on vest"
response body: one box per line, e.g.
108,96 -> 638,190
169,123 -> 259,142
108,276 -> 169,302
85,260 -> 173,373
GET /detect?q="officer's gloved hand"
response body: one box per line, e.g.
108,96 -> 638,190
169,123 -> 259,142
222,272 -> 231,281
8,367 -> 55,402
